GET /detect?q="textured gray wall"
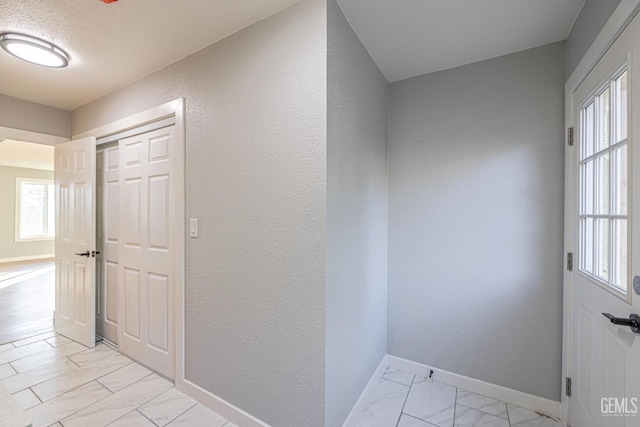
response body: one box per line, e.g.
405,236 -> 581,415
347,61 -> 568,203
387,42 -> 565,401
0,94 -> 70,138
326,1 -> 388,426
566,0 -> 622,78
0,166 -> 55,260
72,1 -> 327,425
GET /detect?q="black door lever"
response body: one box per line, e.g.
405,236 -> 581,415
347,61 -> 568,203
75,251 -> 90,257
602,313 -> 640,334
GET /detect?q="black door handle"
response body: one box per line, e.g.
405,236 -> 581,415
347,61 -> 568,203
602,313 -> 640,333
75,251 -> 90,257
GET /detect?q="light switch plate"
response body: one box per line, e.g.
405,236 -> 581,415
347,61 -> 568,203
189,218 -> 198,238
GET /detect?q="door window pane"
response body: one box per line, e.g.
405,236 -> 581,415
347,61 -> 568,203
581,102 -> 594,159
596,88 -> 610,151
581,160 -> 594,215
612,219 -> 627,291
580,218 -> 594,274
615,71 -> 628,143
595,218 -> 609,281
612,145 -> 627,215
594,153 -> 609,215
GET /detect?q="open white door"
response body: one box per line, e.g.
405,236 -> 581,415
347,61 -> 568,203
54,137 -> 97,348
567,10 -> 640,427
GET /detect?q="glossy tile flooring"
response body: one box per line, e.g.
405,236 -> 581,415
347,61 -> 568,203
355,368 -> 562,427
0,332 -> 236,427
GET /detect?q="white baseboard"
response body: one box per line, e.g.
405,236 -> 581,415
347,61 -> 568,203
342,355 -> 389,427
172,354 -> 562,427
176,378 -> 271,427
0,254 -> 54,264
387,355 -> 561,420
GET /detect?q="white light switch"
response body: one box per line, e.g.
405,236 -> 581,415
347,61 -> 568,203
189,218 -> 199,238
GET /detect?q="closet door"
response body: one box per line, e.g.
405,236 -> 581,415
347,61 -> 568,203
119,126 -> 176,379
96,144 -> 119,344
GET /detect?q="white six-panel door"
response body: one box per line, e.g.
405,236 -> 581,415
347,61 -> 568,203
569,10 -> 640,427
96,143 -> 120,344
54,137 -> 97,349
118,126 -> 176,379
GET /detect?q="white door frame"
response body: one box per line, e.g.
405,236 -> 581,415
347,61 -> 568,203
0,127 -> 68,266
73,98 -> 186,387
563,1 -> 640,425
0,126 -> 68,146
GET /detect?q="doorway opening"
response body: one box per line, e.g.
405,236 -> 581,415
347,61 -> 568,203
0,139 -> 56,345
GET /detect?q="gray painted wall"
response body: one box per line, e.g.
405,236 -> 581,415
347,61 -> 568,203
566,0 -> 622,78
387,42 -> 565,401
0,94 -> 70,138
72,1 -> 327,425
326,1 -> 388,426
0,166 -> 54,261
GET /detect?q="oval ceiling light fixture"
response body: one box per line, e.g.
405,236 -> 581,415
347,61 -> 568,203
0,33 -> 69,68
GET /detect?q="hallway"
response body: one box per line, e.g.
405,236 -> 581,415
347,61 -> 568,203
0,261 -> 55,346
0,333 -> 234,426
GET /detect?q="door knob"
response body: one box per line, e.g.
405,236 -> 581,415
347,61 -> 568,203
602,313 -> 640,334
74,251 -> 90,257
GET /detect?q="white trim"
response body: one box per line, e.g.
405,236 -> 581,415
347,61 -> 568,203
72,100 -> 181,141
172,100 -> 188,391
0,254 -> 54,264
178,379 -> 271,427
386,356 -> 561,421
563,2 -> 640,426
341,355 -> 389,427
73,99 -> 268,427
96,116 -> 175,146
566,0 -> 640,92
0,126 -> 68,145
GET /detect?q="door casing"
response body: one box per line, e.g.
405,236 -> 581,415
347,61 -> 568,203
73,98 -> 186,387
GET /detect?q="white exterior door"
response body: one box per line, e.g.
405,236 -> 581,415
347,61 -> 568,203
118,126 -> 176,379
96,144 -> 120,344
568,11 -> 640,427
54,137 -> 97,348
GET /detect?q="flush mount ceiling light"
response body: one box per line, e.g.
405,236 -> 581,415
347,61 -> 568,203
0,33 -> 69,68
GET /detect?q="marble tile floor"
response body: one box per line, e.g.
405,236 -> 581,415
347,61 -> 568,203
355,368 -> 562,427
0,332 -> 237,427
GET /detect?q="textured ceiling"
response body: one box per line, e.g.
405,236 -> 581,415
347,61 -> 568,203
0,139 -> 54,170
0,0 -> 301,111
337,0 -> 586,82
2,0 -> 587,110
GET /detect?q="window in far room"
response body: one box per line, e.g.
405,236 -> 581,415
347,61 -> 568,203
16,178 -> 55,241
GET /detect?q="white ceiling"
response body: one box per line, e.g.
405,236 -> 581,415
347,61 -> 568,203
0,139 -> 54,171
336,0 -> 586,82
0,0 -> 300,111
1,0 -> 586,111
